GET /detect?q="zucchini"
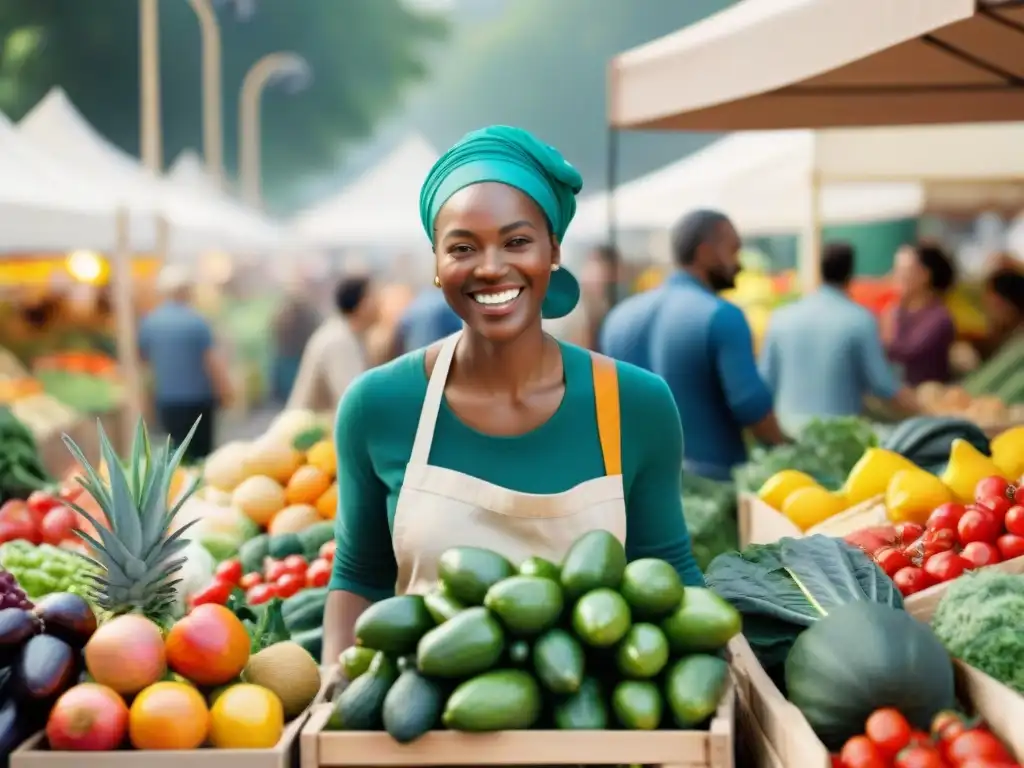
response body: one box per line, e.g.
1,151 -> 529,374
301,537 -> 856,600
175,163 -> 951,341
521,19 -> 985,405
268,532 -> 304,560
299,522 -> 335,559
238,534 -> 269,575
282,588 -> 328,632
290,627 -> 323,661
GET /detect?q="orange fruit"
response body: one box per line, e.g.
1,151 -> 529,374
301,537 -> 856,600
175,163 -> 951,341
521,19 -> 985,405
285,465 -> 332,505
305,440 -> 336,477
315,483 -> 338,519
129,682 -> 209,750
165,605 -> 250,687
209,684 -> 284,749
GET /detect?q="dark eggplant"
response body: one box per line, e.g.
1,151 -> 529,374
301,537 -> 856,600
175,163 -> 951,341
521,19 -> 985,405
0,698 -> 37,764
33,593 -> 97,647
12,634 -> 76,701
0,608 -> 41,666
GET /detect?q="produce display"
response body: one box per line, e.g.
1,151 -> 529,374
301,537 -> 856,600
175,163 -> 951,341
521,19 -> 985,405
963,333 -> 1024,407
330,531 -> 741,741
915,382 -> 1024,428
0,407 -> 52,504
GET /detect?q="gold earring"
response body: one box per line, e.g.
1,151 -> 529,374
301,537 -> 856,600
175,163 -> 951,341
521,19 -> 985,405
551,264 -> 560,272
433,276 -> 441,287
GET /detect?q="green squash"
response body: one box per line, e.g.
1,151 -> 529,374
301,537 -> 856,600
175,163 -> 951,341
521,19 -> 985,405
785,601 -> 956,752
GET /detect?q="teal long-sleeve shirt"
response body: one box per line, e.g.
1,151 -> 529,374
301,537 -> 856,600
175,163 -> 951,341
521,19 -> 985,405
329,339 -> 704,601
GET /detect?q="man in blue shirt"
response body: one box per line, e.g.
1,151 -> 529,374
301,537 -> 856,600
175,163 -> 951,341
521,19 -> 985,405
601,209 -> 788,480
759,242 -> 918,433
139,266 -> 233,460
394,287 -> 463,354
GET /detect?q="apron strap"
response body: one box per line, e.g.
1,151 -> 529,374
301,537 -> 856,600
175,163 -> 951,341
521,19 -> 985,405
408,332 -> 461,466
590,353 -> 622,476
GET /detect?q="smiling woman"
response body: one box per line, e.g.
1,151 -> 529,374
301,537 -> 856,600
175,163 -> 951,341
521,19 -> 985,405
321,125 -> 704,664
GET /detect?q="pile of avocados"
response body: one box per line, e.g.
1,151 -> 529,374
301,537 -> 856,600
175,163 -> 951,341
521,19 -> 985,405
330,530 -> 741,744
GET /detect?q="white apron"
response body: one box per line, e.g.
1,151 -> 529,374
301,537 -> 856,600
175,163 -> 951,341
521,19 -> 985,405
393,332 -> 627,596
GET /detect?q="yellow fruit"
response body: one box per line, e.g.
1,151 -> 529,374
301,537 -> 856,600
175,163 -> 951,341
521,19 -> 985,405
244,438 -> 303,484
991,426 -> 1024,480
757,470 -> 819,510
268,504 -> 321,535
842,448 -> 918,507
315,483 -> 337,519
209,683 -> 284,749
285,465 -> 332,505
232,475 -> 286,526
941,438 -> 1009,503
782,486 -> 845,531
306,440 -> 337,477
885,469 -> 952,526
129,681 -> 209,750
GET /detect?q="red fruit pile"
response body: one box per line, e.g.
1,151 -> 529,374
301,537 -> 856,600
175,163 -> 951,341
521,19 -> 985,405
870,476 -> 1024,597
835,708 -> 1020,768
0,485 -> 84,548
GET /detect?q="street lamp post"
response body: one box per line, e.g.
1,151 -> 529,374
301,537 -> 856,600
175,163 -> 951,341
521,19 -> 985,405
238,52 -> 311,209
186,0 -> 224,188
139,0 -> 163,173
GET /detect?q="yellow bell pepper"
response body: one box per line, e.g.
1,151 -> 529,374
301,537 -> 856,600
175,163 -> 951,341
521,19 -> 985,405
885,469 -> 952,525
782,486 -> 846,531
941,438 -> 1009,503
842,448 -> 918,507
757,470 -> 819,510
991,426 -> 1024,481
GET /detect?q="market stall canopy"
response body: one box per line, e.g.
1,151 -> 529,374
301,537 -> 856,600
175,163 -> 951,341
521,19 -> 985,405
608,0 -> 1024,130
167,151 -> 286,253
291,134 -> 439,248
18,88 -> 249,256
0,111 -> 152,253
571,123 -> 1024,238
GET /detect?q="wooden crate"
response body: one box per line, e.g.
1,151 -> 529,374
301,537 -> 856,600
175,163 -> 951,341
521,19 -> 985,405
737,494 -> 885,547
903,553 -> 1024,617
11,668 -> 334,768
300,675 -> 735,768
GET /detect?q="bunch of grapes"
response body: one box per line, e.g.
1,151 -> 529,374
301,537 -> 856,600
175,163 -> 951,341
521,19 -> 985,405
0,568 -> 33,609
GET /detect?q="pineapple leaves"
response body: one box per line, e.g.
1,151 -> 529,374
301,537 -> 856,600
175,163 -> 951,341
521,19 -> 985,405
99,421 -> 144,556
61,424 -> 112,510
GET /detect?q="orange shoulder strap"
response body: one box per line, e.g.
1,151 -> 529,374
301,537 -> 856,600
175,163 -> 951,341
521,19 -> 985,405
590,352 -> 622,477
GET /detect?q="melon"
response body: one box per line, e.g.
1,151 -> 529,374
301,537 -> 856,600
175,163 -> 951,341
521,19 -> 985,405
268,504 -> 321,535
232,476 -> 286,526
242,641 -> 321,718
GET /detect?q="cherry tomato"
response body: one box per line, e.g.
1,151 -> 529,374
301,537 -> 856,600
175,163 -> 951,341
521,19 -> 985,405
306,558 -> 331,588
239,572 -> 263,590
978,496 -> 1012,526
840,735 -> 886,768
927,502 -> 966,531
1014,483 -> 1024,505
865,708 -> 912,757
319,539 -> 336,561
976,475 -> 1011,504
947,729 -> 1013,764
215,559 -> 243,586
282,554 -> 308,578
961,541 -> 1002,568
0,504 -> 40,545
958,508 -> 1001,545
246,582 -> 277,605
893,566 -> 934,596
265,560 -> 289,582
874,546 -> 912,577
906,731 -> 932,749
895,522 -> 924,545
1004,505 -> 1024,536
894,745 -> 945,768
190,579 -> 233,608
26,490 -> 59,520
275,573 -> 305,598
997,533 -> 1024,561
930,710 -> 965,740
921,527 -> 957,558
957,760 -> 1020,768
924,550 -> 970,582
39,507 -> 78,546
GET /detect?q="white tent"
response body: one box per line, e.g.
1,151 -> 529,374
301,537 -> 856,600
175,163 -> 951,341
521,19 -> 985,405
17,88 -> 244,256
167,150 -> 285,252
0,111 -> 143,253
291,135 -> 439,248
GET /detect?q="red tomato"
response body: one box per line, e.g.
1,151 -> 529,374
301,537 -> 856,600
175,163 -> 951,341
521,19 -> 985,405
922,527 -> 957,558
979,496 -> 1013,526
319,539 -> 336,561
924,550 -> 970,583
895,522 -> 924,545
930,710 -> 965,740
1004,505 -> 1024,536
894,745 -> 945,768
865,708 -> 912,757
265,560 -> 289,582
906,731 -> 932,749
975,475 -> 1011,504
960,541 -> 1002,568
275,573 -> 304,598
0,500 -> 29,522
840,735 -> 886,768
239,572 -> 263,590
246,583 -> 277,605
947,730 -> 1012,764
957,760 -> 1020,768
959,508 -> 1002,545
282,554 -> 308,577
26,491 -> 59,520
927,502 -> 966,531
894,566 -> 934,596
214,559 -> 243,586
306,559 -> 331,588
875,547 -> 912,577
1015,483 -> 1024,505
39,507 -> 78,546
0,505 -> 40,545
189,579 -> 233,608
997,533 -> 1024,560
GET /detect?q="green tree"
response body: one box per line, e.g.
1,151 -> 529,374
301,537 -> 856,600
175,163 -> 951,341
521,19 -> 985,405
0,0 -> 444,203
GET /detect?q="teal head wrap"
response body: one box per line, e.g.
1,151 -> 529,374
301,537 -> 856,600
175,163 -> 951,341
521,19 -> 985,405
419,125 -> 583,319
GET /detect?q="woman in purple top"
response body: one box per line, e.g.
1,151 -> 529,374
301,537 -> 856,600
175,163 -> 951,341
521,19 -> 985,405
883,242 -> 957,386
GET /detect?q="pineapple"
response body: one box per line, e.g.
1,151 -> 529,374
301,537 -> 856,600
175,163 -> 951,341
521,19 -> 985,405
60,417 -> 203,626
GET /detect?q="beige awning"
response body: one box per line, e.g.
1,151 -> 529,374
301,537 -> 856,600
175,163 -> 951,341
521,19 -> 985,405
609,0 -> 1024,130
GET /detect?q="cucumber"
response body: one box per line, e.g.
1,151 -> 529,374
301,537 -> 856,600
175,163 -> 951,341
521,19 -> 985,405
438,547 -> 515,605
424,586 -> 464,624
442,670 -> 541,732
282,588 -> 328,632
660,587 -> 741,654
339,646 -> 377,681
553,676 -> 608,729
416,607 -> 505,678
298,522 -> 334,559
560,530 -> 627,600
268,532 -> 304,560
290,627 -> 323,661
483,575 -> 563,636
664,654 -> 729,728
383,668 -> 445,743
327,652 -> 398,731
532,628 -> 584,694
355,595 -> 434,655
238,534 -> 269,575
